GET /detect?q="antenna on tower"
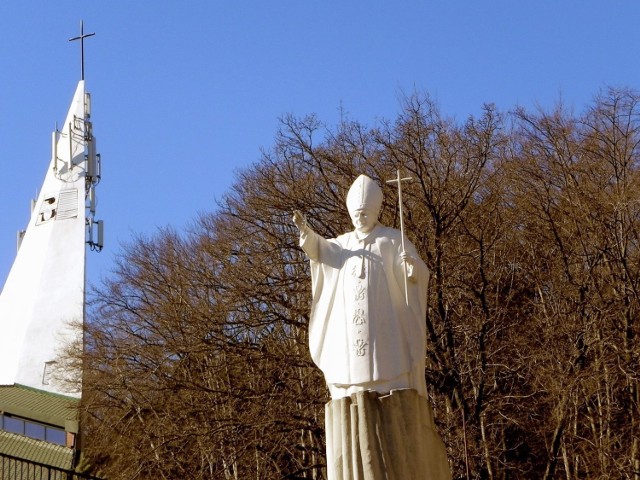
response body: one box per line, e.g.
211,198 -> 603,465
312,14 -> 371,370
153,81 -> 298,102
69,22 -> 105,252
68,20 -> 95,81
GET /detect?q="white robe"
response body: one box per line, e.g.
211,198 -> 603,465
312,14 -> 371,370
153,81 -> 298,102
300,224 -> 429,398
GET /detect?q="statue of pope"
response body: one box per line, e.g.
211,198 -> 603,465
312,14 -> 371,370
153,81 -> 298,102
293,174 -> 451,480
293,174 -> 429,399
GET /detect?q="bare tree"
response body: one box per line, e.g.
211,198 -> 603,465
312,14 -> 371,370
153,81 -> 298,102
72,88 -> 640,479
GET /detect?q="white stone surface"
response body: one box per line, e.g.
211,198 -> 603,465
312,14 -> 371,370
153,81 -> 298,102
295,175 -> 452,479
325,389 -> 451,480
0,81 -> 88,397
295,175 -> 429,399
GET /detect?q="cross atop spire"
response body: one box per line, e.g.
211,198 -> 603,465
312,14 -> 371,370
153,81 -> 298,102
69,20 -> 95,81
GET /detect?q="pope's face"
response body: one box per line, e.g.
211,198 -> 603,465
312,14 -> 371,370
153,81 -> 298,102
350,208 -> 377,234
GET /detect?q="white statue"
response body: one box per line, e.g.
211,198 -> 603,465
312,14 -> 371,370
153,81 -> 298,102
294,174 -> 451,480
293,174 -> 429,398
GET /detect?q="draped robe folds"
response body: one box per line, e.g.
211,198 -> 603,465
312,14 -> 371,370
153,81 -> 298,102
300,224 -> 452,479
300,224 -> 429,395
325,389 -> 452,480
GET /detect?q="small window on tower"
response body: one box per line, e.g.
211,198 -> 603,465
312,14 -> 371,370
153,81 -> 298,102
36,196 -> 58,225
42,360 -> 57,385
35,189 -> 78,225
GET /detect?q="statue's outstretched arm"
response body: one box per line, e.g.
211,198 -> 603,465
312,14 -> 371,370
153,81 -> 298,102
293,210 -> 321,260
292,210 -> 308,233
292,211 -> 344,267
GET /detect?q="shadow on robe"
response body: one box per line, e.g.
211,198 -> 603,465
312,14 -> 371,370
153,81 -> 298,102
325,389 -> 451,480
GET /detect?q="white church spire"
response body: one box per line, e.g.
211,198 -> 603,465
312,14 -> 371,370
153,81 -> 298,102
0,30 -> 103,397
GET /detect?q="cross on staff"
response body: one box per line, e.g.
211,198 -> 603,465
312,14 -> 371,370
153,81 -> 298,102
386,169 -> 413,306
69,20 -> 95,81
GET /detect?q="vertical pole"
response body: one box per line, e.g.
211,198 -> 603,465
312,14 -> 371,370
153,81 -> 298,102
397,169 -> 409,305
80,20 -> 85,80
386,169 -> 413,306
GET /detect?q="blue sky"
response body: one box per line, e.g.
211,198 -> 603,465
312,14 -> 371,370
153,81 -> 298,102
1,2 -> 639,288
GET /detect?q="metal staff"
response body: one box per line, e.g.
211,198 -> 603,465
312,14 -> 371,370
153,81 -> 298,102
386,169 -> 413,306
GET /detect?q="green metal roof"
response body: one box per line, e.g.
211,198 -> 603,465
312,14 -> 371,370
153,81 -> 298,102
0,384 -> 79,430
0,429 -> 74,470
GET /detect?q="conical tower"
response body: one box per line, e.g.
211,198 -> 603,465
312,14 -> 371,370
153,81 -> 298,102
0,80 -> 102,396
0,80 -> 102,397
0,24 -> 103,474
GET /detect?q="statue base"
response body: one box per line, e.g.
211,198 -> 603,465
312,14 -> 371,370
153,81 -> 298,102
325,388 -> 451,480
